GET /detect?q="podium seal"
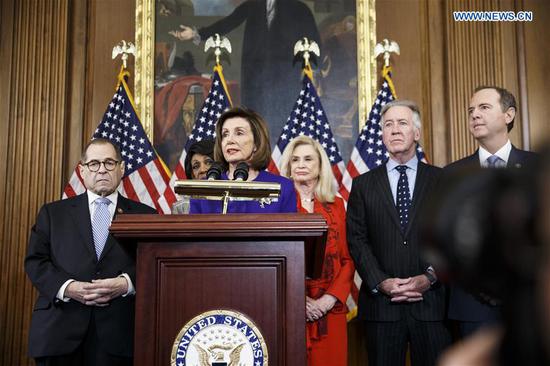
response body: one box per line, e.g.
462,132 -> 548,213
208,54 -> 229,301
171,309 -> 269,366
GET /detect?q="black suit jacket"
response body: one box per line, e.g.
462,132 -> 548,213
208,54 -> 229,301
446,145 -> 538,322
25,193 -> 156,358
347,161 -> 446,321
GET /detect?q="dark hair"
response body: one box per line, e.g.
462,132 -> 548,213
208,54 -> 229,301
81,138 -> 122,162
474,86 -> 517,132
214,106 -> 272,171
184,140 -> 215,178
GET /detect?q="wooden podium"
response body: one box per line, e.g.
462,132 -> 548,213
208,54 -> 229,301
111,213 -> 327,366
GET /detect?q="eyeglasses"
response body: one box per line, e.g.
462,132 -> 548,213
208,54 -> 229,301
82,159 -> 120,172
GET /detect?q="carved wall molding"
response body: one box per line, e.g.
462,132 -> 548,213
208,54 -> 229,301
444,0 -> 520,162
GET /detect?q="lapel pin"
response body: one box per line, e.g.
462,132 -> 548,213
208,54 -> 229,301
515,163 -> 522,168
117,208 -> 124,214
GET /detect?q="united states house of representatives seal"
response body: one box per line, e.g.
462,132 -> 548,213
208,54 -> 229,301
171,309 -> 269,366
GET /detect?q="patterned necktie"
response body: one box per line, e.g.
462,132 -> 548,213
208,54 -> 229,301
395,165 -> 412,233
92,197 -> 111,259
486,155 -> 501,168
266,0 -> 275,28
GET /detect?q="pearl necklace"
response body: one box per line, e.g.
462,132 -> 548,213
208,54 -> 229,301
301,197 -> 314,203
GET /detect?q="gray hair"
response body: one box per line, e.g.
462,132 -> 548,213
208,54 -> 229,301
380,100 -> 422,130
81,138 -> 123,162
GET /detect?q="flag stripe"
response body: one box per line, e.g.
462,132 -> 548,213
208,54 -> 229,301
159,65 -> 232,211
62,68 -> 171,213
269,69 -> 356,318
121,176 -> 139,202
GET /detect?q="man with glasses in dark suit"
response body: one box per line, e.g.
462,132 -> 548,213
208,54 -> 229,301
25,138 -> 156,366
347,100 -> 450,366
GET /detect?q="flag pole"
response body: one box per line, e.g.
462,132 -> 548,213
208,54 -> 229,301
204,34 -> 233,106
382,65 -> 398,99
294,37 -> 320,82
111,40 -> 135,92
374,39 -> 400,99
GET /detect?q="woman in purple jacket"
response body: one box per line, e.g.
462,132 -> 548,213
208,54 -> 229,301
190,107 -> 296,214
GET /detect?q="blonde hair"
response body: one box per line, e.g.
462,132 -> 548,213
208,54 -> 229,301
280,136 -> 335,203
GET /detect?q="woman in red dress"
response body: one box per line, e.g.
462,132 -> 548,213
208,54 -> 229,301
280,135 -> 355,366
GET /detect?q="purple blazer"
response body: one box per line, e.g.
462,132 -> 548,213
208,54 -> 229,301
190,170 -> 297,214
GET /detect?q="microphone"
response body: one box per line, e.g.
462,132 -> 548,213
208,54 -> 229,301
206,162 -> 223,180
233,162 -> 249,181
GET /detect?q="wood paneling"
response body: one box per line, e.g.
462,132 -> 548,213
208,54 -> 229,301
372,0 -> 444,165
0,1 -> 70,364
447,0 -> 525,162
1,0 -> 549,364
64,0 -> 89,185
424,0 -> 449,166
68,0 -> 135,181
523,0 -> 550,149
0,0 -> 135,364
86,0 -> 136,142
447,0 -> 501,161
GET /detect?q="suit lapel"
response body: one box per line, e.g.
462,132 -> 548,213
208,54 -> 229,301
404,163 -> 428,238
471,151 -> 482,167
71,193 -> 96,258
373,166 -> 402,232
507,146 -> 524,168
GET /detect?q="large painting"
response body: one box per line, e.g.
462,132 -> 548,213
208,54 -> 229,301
135,0 -> 376,171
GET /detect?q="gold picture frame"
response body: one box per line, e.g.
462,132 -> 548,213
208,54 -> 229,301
134,0 -> 377,142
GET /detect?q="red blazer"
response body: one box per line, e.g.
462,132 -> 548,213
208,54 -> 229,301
298,195 -> 355,314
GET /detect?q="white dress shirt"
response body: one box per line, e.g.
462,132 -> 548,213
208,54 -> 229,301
478,139 -> 511,168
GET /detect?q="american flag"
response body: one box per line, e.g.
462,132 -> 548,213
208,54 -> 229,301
63,69 -> 173,214
159,65 -> 232,210
269,68 -> 358,317
269,68 -> 345,190
339,66 -> 426,201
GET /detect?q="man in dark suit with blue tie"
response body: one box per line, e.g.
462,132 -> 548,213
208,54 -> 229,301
447,86 -> 538,337
25,139 -> 157,366
347,100 -> 450,366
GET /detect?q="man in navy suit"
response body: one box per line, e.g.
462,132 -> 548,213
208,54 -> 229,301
25,139 -> 157,366
348,100 -> 450,366
447,86 -> 537,337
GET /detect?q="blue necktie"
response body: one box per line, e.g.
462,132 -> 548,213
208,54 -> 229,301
486,155 -> 501,168
396,165 -> 412,233
92,197 -> 111,259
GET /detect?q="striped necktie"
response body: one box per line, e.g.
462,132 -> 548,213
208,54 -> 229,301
486,155 -> 501,168
92,197 -> 111,259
